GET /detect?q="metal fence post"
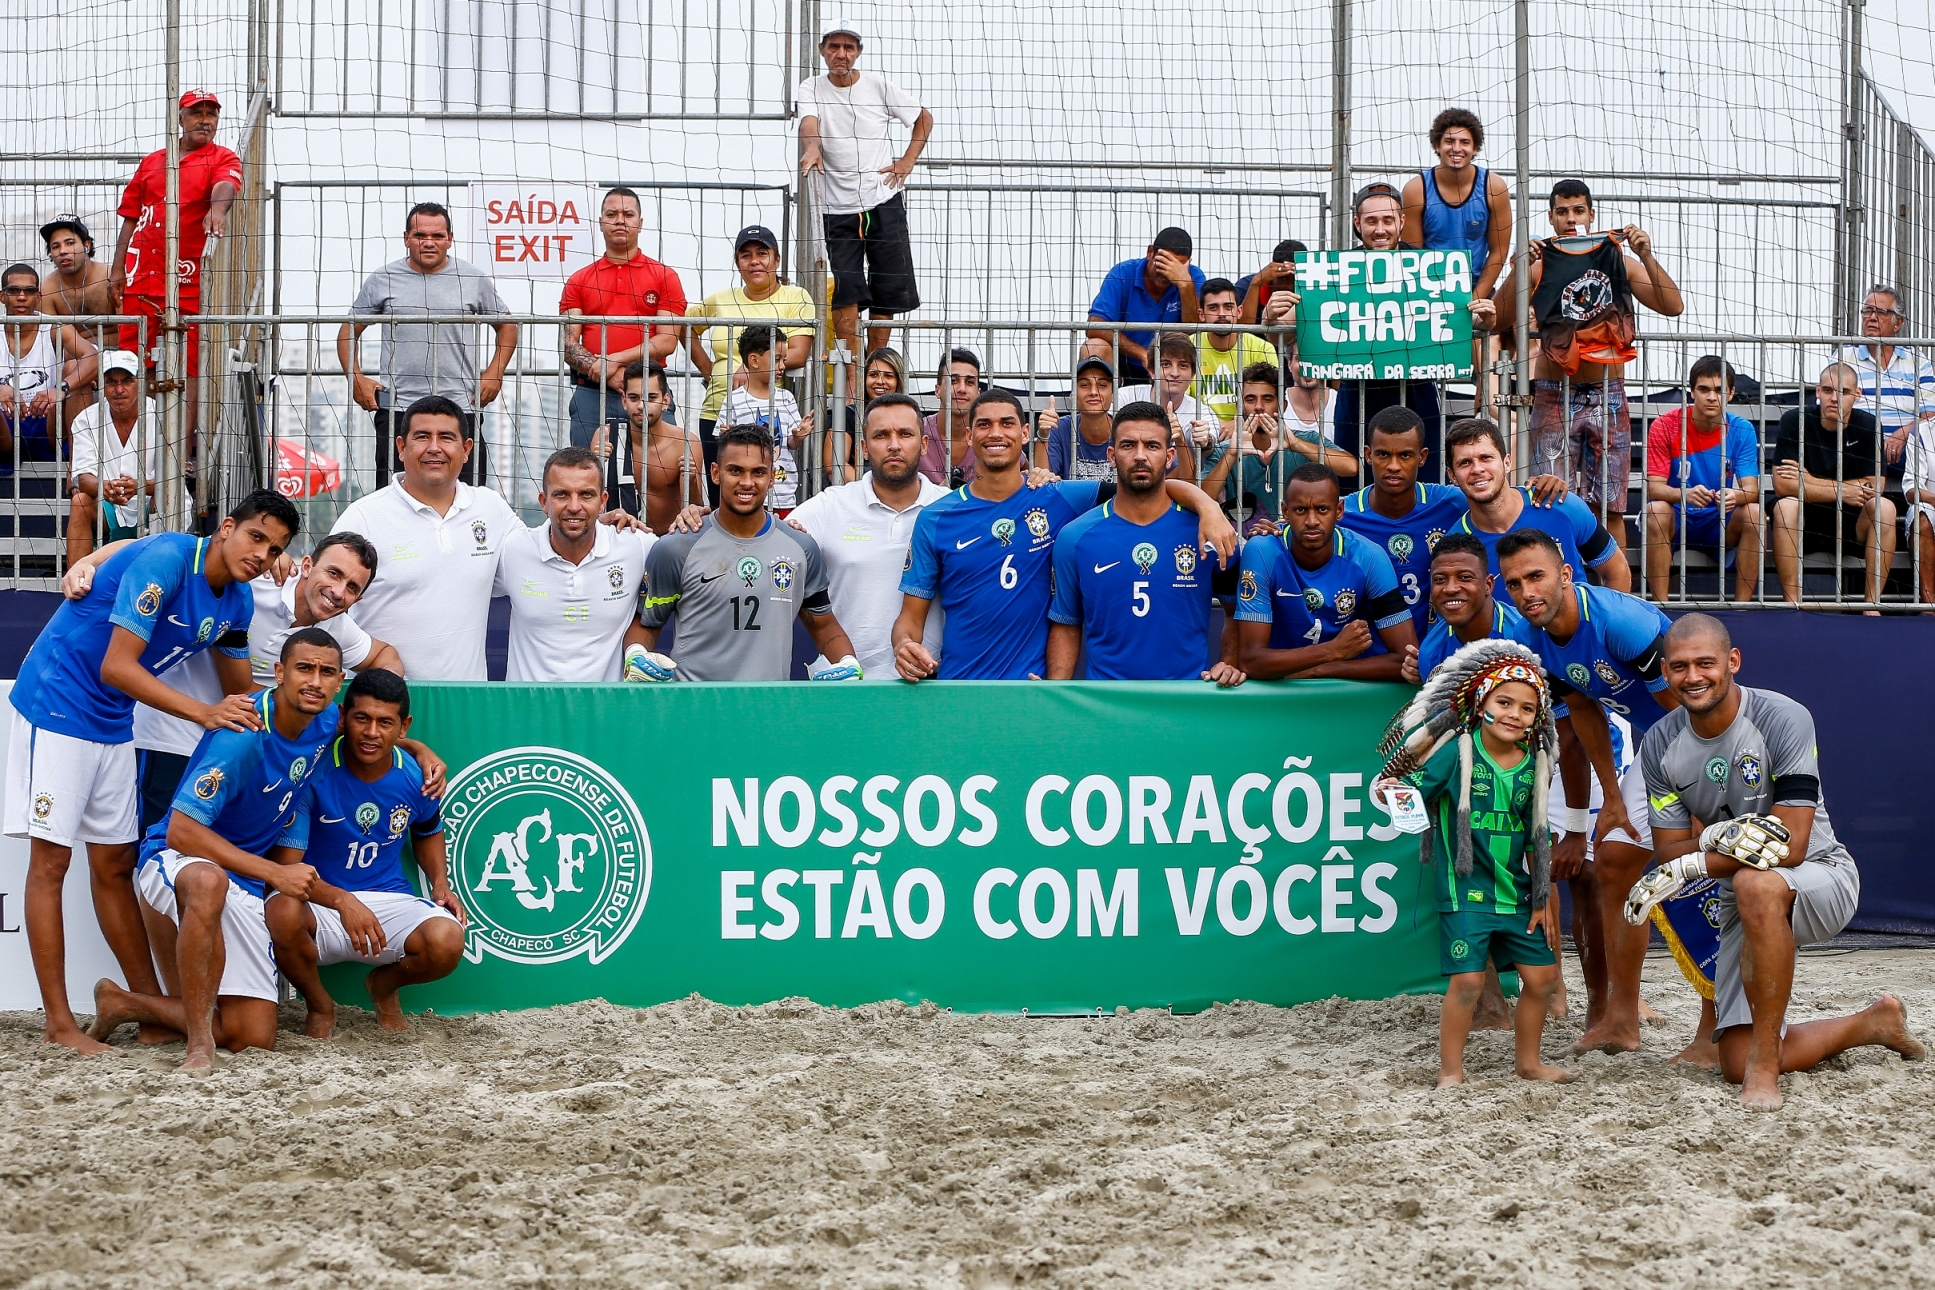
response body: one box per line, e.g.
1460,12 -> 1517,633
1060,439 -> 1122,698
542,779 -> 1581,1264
1328,0 -> 1351,252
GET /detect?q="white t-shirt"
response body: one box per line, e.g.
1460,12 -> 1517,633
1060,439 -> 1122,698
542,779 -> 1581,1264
1115,385 -> 1221,443
718,385 -> 804,510
1283,388 -> 1338,442
493,522 -> 654,682
132,653 -> 224,757
69,403 -> 162,528
795,72 -> 923,215
246,573 -> 377,687
786,473 -> 947,679
330,480 -> 521,681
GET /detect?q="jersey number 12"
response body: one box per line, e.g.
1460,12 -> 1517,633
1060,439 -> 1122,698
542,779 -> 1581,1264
729,594 -> 762,630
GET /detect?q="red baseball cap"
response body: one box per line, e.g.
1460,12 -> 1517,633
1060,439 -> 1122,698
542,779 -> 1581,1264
179,89 -> 221,108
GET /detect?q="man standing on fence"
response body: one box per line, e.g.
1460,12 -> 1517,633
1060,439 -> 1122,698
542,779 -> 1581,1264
1837,285 -> 1935,482
110,89 -> 241,442
561,187 -> 687,450
340,201 -> 517,489
798,23 -> 931,359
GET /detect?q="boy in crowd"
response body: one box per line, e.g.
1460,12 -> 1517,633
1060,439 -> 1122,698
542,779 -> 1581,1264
716,325 -> 808,515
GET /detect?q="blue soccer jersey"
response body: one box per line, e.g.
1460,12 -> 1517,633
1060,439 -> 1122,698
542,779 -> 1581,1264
277,738 -> 442,896
1339,482 -> 1470,636
1414,599 -> 1538,681
1234,526 -> 1410,654
1049,501 -> 1231,680
1451,490 -> 1617,582
140,690 -> 341,898
1528,585 -> 1673,736
901,480 -> 1105,679
12,533 -> 254,742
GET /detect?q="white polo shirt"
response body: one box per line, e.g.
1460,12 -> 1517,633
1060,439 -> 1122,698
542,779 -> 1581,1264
246,572 -> 377,686
494,521 -> 654,682
786,472 -> 947,679
331,480 -> 520,681
132,653 -> 225,758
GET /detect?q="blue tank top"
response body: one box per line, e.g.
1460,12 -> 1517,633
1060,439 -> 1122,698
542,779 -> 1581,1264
1420,165 -> 1491,277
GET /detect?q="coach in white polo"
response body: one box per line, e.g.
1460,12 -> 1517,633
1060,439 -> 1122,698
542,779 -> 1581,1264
786,392 -> 944,677
330,393 -> 519,680
495,446 -> 655,681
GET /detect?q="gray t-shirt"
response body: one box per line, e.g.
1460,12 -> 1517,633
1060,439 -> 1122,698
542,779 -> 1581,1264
350,256 -> 509,411
639,515 -> 831,681
1639,686 -> 1852,867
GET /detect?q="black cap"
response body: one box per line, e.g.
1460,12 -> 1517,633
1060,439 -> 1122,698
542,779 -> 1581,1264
734,224 -> 779,253
39,214 -> 92,248
1074,356 -> 1115,382
1151,226 -> 1193,257
1271,238 -> 1307,263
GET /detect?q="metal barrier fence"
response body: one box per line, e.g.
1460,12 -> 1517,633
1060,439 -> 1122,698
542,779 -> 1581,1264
4,313 -> 1932,615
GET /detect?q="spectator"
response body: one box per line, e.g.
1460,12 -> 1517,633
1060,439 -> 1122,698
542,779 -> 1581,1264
1771,362 -> 1894,609
788,392 -> 949,679
1036,356 -> 1118,481
687,223 -> 814,441
66,352 -> 161,564
1642,356 -> 1762,603
829,346 -> 905,482
1236,238 -> 1305,327
329,394 -> 521,679
797,24 -> 931,357
1484,180 -> 1685,564
38,216 -> 113,426
109,89 -> 239,440
1193,277 -> 1276,434
717,325 -> 808,515
1281,350 -> 1339,445
591,360 -> 703,533
1201,362 -> 1356,526
339,201 -> 516,488
918,347 -> 982,486
1116,332 -> 1216,462
1401,108 -> 1513,299
1837,284 -> 1935,479
0,262 -> 95,468
1332,183 -> 1445,476
1904,407 -> 1935,606
1085,226 -> 1205,384
561,186 -> 687,449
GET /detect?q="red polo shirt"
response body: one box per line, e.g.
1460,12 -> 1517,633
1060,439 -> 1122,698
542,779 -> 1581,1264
559,252 -> 688,363
116,142 -> 245,303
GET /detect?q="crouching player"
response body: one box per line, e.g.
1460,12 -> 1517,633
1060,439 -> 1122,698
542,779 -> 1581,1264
267,669 -> 463,1037
90,629 -> 346,1070
1376,641 -> 1571,1087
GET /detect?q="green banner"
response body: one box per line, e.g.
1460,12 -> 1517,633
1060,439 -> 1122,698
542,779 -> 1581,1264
1294,249 -> 1475,382
334,681 -> 1442,1015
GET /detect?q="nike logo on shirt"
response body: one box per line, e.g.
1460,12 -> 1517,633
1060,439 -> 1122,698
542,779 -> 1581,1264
698,572 -> 724,584
1093,562 -> 1120,573
955,537 -> 982,550
166,615 -> 190,627
319,814 -> 346,823
262,780 -> 284,793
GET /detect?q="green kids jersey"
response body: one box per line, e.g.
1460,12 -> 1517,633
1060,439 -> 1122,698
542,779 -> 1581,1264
1405,738 -> 1538,915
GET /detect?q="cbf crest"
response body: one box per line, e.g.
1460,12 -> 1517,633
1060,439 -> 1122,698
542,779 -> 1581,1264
1736,752 -> 1764,790
772,559 -> 796,591
388,802 -> 414,839
1386,534 -> 1414,562
355,801 -> 381,834
470,519 -> 490,549
1174,545 -> 1198,576
1334,589 -> 1358,618
992,517 -> 1017,546
1023,508 -> 1051,541
1131,542 -> 1158,574
607,564 -> 626,591
1594,659 -> 1622,686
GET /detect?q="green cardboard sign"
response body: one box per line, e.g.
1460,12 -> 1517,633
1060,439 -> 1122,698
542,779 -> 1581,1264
1294,249 -> 1475,381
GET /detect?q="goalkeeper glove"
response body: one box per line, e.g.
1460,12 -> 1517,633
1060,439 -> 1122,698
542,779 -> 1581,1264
1698,815 -> 1791,870
810,654 -> 864,682
1622,852 -> 1709,926
622,644 -> 677,683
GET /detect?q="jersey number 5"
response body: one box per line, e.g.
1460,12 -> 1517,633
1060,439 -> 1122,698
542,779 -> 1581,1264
729,594 -> 762,630
1131,580 -> 1150,617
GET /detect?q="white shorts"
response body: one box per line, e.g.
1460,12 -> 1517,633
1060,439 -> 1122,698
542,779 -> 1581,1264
4,709 -> 139,848
1713,856 -> 1862,1035
309,891 -> 457,967
1591,760 -> 1654,856
135,849 -> 280,1002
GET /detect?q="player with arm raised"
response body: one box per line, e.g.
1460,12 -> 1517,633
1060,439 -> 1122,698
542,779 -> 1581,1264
630,424 -> 860,682
89,630 -> 345,1070
266,669 -> 461,1038
1233,463 -> 1418,681
1045,403 -> 1245,684
893,390 -> 1236,681
7,489 -> 295,1053
1623,614 -> 1923,1109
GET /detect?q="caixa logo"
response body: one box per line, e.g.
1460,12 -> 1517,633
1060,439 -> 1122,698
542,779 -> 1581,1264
443,747 -> 651,966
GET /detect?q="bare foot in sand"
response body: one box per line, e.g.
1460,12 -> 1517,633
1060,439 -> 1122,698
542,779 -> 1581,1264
1517,1061 -> 1574,1083
1869,994 -> 1927,1062
1566,1022 -> 1641,1056
1669,1037 -> 1721,1070
368,981 -> 410,1033
304,1004 -> 337,1040
1547,977 -> 1569,1020
1437,1068 -> 1465,1088
49,1023 -> 113,1056
84,979 -> 140,1050
1639,998 -> 1664,1025
1739,1069 -> 1783,1110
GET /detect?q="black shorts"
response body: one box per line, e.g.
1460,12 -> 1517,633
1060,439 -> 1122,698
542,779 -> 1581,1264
1797,501 -> 1877,556
823,193 -> 920,315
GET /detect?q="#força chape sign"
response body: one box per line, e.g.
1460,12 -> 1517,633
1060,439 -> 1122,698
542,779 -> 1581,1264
1294,249 -> 1476,382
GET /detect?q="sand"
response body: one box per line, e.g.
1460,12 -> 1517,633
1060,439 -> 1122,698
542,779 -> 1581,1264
1,947 -> 1931,1289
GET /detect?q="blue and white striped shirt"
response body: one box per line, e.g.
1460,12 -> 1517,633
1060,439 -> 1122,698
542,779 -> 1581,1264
1837,343 -> 1935,435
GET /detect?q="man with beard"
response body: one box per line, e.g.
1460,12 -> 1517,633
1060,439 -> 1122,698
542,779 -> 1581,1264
1046,402 -> 1245,684
1444,416 -> 1631,592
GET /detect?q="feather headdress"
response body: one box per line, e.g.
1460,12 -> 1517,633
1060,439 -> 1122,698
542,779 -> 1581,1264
1376,639 -> 1560,908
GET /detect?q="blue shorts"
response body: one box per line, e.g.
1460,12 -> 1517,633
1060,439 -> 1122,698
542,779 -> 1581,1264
1665,507 -> 1734,564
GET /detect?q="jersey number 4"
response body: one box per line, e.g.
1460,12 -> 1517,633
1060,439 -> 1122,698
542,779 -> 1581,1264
729,594 -> 762,630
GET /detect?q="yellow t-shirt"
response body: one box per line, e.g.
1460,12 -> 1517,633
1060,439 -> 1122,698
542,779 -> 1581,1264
1191,332 -> 1278,423
688,285 -> 817,419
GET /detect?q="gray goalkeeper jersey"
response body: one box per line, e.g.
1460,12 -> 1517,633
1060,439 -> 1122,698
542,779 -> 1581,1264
1638,686 -> 1852,867
639,515 -> 831,680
